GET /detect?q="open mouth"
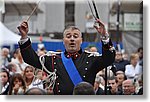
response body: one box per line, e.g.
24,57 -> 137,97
69,43 -> 75,47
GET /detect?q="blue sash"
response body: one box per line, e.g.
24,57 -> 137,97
61,52 -> 83,86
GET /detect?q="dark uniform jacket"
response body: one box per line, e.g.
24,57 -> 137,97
19,38 -> 115,95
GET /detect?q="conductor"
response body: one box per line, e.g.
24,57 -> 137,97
18,19 -> 115,95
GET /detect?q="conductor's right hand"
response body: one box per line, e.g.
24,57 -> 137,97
17,20 -> 29,39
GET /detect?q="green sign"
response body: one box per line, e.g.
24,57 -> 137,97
124,13 -> 142,31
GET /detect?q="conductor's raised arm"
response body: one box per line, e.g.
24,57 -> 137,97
17,21 -> 42,70
17,20 -> 29,39
94,18 -> 109,40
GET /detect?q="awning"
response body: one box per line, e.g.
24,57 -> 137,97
110,0 -> 143,14
5,1 -> 43,15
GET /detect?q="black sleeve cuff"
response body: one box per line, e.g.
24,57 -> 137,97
102,39 -> 113,50
18,39 -> 31,50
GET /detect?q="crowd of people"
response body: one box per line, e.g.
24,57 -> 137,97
93,47 -> 143,95
0,46 -> 143,95
0,48 -> 49,95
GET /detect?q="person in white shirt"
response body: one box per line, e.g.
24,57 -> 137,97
125,53 -> 142,80
11,49 -> 28,73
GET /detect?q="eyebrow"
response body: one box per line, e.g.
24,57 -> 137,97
65,32 -> 81,37
65,33 -> 71,35
108,82 -> 115,84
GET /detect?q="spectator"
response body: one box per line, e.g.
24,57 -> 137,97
25,87 -> 47,95
6,63 -> 17,76
73,82 -> 95,95
1,48 -> 11,67
94,75 -> 104,95
89,46 -> 98,52
11,49 -> 28,73
23,66 -> 43,90
122,79 -> 137,95
107,76 -> 122,95
116,71 -> 126,92
137,47 -> 143,66
8,73 -> 26,95
137,74 -> 143,95
113,51 -> 130,72
125,53 -> 142,81
0,68 -> 10,95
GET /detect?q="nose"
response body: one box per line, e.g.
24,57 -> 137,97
70,36 -> 75,41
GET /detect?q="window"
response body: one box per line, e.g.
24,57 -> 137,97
65,1 -> 75,27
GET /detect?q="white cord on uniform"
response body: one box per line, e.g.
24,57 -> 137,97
38,53 -> 57,89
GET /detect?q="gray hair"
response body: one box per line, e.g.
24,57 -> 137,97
63,26 -> 82,37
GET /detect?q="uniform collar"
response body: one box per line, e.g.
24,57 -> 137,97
64,49 -> 82,59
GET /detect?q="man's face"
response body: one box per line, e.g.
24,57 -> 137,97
108,79 -> 118,92
90,47 -> 98,52
122,81 -> 135,95
115,52 -> 122,62
63,28 -> 82,53
116,74 -> 125,85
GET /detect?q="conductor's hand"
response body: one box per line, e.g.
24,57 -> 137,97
94,19 -> 108,36
17,20 -> 29,39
